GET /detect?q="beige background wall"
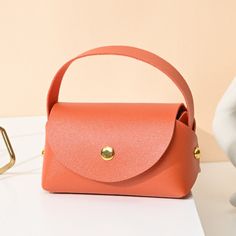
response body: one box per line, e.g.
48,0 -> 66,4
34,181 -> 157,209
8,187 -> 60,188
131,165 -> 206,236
0,0 -> 236,162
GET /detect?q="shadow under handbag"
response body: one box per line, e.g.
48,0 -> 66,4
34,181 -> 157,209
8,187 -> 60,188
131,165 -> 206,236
42,46 -> 200,198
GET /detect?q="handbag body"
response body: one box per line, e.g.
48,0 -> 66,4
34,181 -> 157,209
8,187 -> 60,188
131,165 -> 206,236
42,46 -> 200,198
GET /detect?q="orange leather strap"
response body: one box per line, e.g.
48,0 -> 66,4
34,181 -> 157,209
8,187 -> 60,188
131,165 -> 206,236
47,45 -> 195,127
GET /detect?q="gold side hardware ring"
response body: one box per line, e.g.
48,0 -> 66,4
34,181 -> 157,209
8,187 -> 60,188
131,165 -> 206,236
194,146 -> 201,160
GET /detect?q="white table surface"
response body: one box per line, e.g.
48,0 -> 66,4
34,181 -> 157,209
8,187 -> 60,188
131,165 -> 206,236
0,116 -> 204,236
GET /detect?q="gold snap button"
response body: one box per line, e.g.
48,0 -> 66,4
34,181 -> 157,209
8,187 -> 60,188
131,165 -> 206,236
101,146 -> 114,161
194,147 -> 201,160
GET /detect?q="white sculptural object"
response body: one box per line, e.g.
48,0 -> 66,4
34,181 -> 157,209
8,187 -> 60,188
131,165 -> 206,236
213,77 -> 236,206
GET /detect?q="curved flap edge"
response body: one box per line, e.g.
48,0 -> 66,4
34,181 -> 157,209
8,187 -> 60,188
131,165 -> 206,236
46,103 -> 184,182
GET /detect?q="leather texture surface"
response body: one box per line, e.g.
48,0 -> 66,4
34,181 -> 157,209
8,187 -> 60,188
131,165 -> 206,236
47,102 -> 183,183
47,45 -> 195,128
43,45 -> 200,198
42,113 -> 200,198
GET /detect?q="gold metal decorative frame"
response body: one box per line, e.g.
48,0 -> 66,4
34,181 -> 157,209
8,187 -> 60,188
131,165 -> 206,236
0,127 -> 15,174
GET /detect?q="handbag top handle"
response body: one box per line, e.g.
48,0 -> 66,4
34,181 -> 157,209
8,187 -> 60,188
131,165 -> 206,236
47,45 -> 195,128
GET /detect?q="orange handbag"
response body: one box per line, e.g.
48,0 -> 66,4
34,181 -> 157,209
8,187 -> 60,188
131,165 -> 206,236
42,46 -> 200,198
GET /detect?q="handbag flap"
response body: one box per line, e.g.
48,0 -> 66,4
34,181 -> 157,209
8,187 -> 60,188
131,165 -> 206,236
46,102 -> 184,183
